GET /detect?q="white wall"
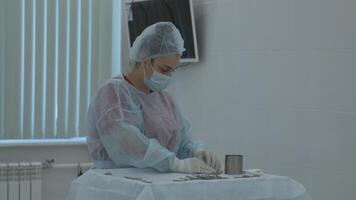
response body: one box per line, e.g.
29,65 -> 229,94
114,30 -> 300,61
167,0 -> 356,200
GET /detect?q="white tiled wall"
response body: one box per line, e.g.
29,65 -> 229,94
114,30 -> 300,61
168,0 -> 356,199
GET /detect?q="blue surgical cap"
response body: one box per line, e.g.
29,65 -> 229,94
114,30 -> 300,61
129,22 -> 186,63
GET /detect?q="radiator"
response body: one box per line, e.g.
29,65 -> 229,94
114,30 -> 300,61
0,162 -> 42,200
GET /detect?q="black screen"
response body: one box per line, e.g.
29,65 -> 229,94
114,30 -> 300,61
126,0 -> 196,59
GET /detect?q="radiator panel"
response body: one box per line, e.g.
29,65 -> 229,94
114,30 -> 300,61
0,162 -> 42,200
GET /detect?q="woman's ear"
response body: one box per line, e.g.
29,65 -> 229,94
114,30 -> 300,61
139,61 -> 147,70
143,60 -> 154,72
148,60 -> 154,68
150,59 -> 155,66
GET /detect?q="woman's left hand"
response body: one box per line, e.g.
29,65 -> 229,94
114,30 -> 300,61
193,150 -> 221,173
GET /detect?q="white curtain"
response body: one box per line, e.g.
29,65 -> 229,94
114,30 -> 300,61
0,0 -> 119,139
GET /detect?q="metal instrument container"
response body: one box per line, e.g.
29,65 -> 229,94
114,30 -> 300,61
225,155 -> 243,175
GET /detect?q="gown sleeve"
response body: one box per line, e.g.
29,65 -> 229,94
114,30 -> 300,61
167,93 -> 205,159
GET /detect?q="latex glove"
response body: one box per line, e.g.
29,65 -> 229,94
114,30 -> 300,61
193,150 -> 221,173
171,157 -> 216,174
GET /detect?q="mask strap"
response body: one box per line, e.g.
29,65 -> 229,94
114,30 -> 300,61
143,63 -> 148,80
142,61 -> 153,80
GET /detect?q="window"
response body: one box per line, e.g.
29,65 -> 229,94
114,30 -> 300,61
0,0 -> 121,140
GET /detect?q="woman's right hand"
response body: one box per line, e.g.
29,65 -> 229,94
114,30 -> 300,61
171,157 -> 216,174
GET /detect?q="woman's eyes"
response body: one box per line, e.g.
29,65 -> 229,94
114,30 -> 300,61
155,64 -> 174,74
158,67 -> 171,73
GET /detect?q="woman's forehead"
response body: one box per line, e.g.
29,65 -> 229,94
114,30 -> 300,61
154,55 -> 180,66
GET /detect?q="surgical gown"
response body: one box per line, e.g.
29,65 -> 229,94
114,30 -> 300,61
86,75 -> 203,172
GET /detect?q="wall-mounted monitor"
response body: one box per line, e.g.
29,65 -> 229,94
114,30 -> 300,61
124,0 -> 199,63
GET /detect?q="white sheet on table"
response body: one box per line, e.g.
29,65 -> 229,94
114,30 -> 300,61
67,168 -> 311,200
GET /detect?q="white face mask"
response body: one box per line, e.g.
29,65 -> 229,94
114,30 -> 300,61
143,65 -> 171,92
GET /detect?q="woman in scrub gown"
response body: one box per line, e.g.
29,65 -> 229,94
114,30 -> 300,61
86,22 -> 220,174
